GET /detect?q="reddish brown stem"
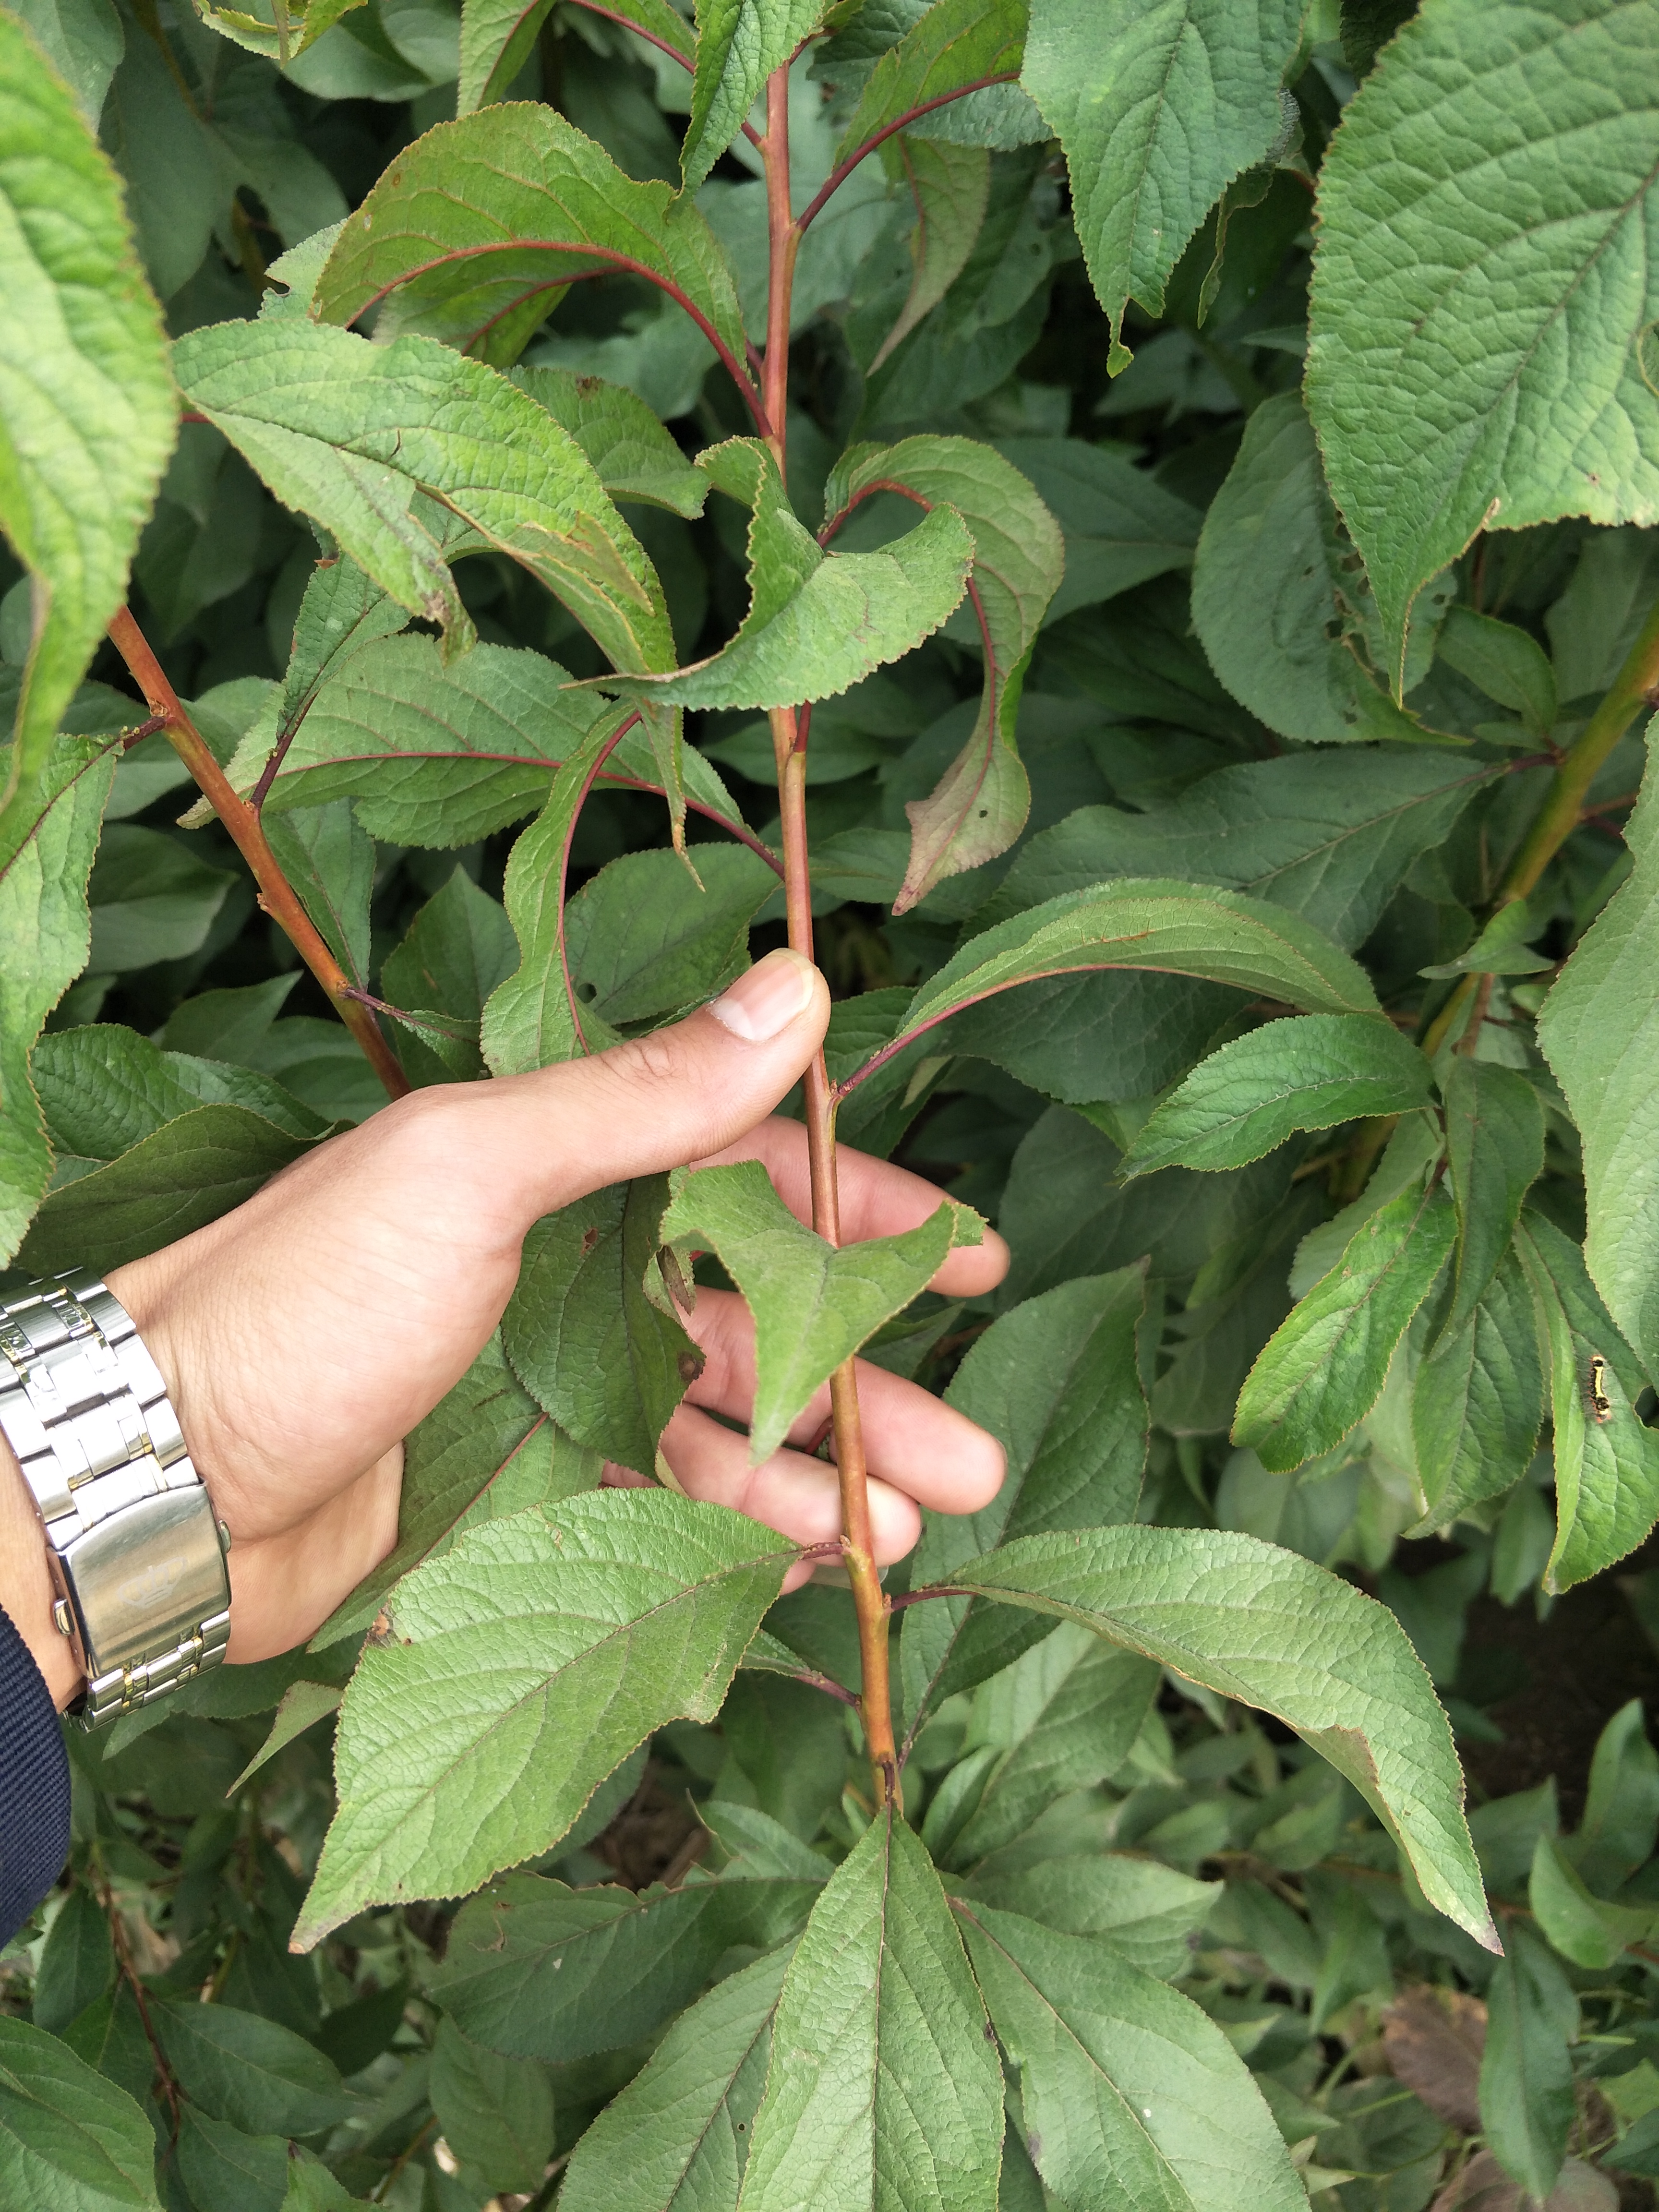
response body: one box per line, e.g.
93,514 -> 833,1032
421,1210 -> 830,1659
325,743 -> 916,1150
106,607 -> 410,1103
93,1860 -> 182,2139
795,73 -> 1022,234
760,57 -> 900,1798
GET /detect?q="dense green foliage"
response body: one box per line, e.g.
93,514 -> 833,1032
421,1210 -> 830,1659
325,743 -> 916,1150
5,0 -> 1659,2207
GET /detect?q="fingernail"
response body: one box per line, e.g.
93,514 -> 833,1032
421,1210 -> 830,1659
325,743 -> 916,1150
709,949 -> 818,1042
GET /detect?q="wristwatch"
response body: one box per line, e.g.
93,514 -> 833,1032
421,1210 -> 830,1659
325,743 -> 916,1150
0,1271 -> 231,1730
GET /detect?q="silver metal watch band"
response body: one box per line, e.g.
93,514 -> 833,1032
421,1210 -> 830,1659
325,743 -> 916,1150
0,1271 -> 230,1730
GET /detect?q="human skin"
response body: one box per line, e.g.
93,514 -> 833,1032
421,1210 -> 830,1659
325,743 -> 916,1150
0,950 -> 1008,1707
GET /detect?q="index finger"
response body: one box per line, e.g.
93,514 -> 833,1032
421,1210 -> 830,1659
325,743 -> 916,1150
696,1116 -> 1010,1298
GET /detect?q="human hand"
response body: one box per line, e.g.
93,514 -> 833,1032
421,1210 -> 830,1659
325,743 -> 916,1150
0,950 -> 1009,1695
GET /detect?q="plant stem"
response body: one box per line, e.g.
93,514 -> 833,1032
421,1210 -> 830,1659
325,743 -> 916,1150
1420,592 -> 1659,1058
106,606 -> 411,1103
761,66 -> 899,1812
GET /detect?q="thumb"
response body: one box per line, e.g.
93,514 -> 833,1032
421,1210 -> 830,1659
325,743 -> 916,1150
481,948 -> 831,1223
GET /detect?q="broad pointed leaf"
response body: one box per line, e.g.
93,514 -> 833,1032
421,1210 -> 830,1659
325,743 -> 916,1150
822,434 -> 1062,909
987,749 -> 1495,952
830,0 -> 1028,173
957,1902 -> 1304,2212
902,1270 -> 1149,1730
1021,0 -> 1308,372
852,880 -> 1381,1095
315,104 -> 752,384
1192,392 -> 1455,745
511,365 -> 712,516
1233,1178 -> 1455,1473
602,437 -> 974,713
959,1856 -> 1218,1982
432,1872 -> 817,2058
736,1807 -> 1004,2212
937,1523 -> 1495,1948
1517,1217 -> 1659,1595
173,322 -> 676,684
0,2015 -> 162,2212
152,2003 -> 357,2136
1478,1926 -> 1575,2203
503,1173 -> 702,1476
872,137 -> 990,372
1538,726 -> 1659,1374
461,0 -> 693,116
1412,1246 -> 1546,1531
560,1947 -> 789,2212
190,0 -> 367,64
292,1491 -> 794,1948
658,1157 -> 981,1462
0,733 -> 116,1261
0,9 -> 175,809
1123,1014 -> 1431,1178
1442,1058 -> 1546,1331
430,2018 -> 553,2194
1306,0 -> 1659,680
682,0 -> 826,192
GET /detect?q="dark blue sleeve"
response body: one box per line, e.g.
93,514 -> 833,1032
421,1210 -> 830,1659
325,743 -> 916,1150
0,1602 -> 71,1948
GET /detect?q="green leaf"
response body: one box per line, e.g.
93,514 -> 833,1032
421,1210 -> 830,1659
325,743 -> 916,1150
431,1872 -> 817,2058
871,137 -> 990,372
1442,1059 -> 1546,1329
994,435 -> 1201,620
314,103 -> 750,383
313,1330 -> 597,1646
1517,1217 -> 1659,1595
944,1629 -> 1159,1864
175,2110 -> 288,2212
821,434 -> 1062,908
1538,726 -> 1659,1374
1022,0 -> 1307,373
0,735 -> 117,1260
510,365 -> 711,517
736,1807 -> 1004,2212
565,844 -> 779,1025
1412,1246 -> 1546,1530
18,1103 -> 317,1275
830,0 -> 1028,175
0,8 -> 175,809
219,634 -> 695,848
1123,1015 -> 1432,1178
429,2017 -> 553,2193
482,709 -> 641,1076
264,799 -> 373,990
870,880 -> 1382,1090
460,0 -> 694,114
1420,898 -> 1555,980
938,1522 -> 1495,1948
84,822 -> 234,972
293,1492 -> 793,1947
228,1679 -> 346,1794
1478,1925 -> 1575,2203
1233,1179 -> 1456,1473
33,1886 -> 115,2036
957,1902 -> 1304,2212
153,2002 -> 357,2136
173,321 -> 676,680
604,436 -> 974,713
1437,605 -> 1558,735
988,748 -> 1494,952
502,1174 -> 702,1476
1192,393 -> 1455,746
658,1157 -> 979,1462
1305,0 -> 1659,682
682,0 -> 825,192
559,1946 -> 789,2212
7,0 -> 125,128
0,2015 -> 161,2211
380,865 -> 517,1083
1577,1698 -> 1659,1893
958,1855 -> 1219,1981
1528,1832 -> 1653,1972
902,1270 -> 1150,1728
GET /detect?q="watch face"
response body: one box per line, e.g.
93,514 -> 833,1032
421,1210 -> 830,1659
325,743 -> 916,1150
61,1484 -> 230,1675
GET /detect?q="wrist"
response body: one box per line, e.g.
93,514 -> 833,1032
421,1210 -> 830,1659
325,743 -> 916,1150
0,1426 -> 83,1711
